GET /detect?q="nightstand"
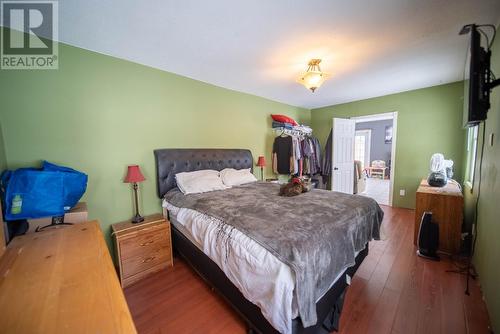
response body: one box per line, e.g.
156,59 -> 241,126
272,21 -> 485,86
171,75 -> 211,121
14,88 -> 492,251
112,213 -> 173,288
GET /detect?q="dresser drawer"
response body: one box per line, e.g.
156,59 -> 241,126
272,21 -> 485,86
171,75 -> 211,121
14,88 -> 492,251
121,244 -> 171,279
119,225 -> 170,260
122,262 -> 168,288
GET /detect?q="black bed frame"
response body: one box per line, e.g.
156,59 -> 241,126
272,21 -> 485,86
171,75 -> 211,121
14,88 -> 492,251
154,148 -> 368,334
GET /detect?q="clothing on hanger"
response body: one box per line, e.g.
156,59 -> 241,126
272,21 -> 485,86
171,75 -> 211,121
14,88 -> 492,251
292,137 -> 304,175
271,125 -> 321,177
272,135 -> 293,174
322,129 -> 332,177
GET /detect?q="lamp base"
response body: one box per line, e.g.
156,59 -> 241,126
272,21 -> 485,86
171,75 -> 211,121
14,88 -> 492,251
131,182 -> 144,224
132,214 -> 144,224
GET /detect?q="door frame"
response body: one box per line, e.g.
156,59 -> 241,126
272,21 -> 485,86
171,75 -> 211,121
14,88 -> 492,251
350,111 -> 398,207
354,129 -> 372,169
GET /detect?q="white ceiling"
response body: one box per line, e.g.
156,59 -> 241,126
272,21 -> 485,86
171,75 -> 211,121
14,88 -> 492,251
48,1 -> 500,108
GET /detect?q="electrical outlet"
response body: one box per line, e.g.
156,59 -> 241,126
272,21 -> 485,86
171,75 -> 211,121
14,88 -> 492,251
399,189 -> 406,196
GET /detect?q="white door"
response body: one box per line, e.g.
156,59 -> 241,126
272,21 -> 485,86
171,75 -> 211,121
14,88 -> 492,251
332,118 -> 355,194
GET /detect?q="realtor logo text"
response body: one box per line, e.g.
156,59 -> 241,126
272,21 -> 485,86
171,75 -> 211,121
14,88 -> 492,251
1,0 -> 58,70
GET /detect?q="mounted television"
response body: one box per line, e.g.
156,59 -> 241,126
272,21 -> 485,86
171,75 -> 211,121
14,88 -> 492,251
461,24 -> 491,128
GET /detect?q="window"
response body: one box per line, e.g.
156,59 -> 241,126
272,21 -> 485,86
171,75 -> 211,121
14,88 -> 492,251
467,125 -> 479,184
354,135 -> 366,163
354,129 -> 371,169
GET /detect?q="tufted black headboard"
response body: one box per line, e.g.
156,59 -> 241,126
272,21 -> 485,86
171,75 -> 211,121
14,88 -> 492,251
154,148 -> 254,198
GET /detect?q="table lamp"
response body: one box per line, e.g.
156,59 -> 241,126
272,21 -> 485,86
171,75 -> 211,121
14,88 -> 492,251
124,165 -> 145,223
256,156 -> 266,181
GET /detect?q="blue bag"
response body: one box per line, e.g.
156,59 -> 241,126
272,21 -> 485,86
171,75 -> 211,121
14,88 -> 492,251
2,168 -> 66,220
1,162 -> 88,221
42,161 -> 88,210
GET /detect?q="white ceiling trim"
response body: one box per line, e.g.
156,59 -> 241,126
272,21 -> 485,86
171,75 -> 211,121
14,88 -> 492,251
352,112 -> 395,123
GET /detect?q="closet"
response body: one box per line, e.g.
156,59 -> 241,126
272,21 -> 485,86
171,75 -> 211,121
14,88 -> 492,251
271,127 -> 323,181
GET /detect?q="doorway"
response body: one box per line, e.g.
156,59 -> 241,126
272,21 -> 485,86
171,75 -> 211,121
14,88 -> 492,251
352,112 -> 397,206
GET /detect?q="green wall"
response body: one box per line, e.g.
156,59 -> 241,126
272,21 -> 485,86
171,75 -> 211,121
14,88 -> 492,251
311,82 -> 465,209
0,34 -> 309,246
0,123 -> 7,172
468,26 -> 500,332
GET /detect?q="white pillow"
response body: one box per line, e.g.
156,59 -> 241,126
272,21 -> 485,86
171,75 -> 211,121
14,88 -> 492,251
175,170 -> 229,194
220,168 -> 257,187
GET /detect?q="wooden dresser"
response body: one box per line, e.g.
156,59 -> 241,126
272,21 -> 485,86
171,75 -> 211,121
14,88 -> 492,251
112,214 -> 173,288
0,221 -> 136,334
414,179 -> 464,254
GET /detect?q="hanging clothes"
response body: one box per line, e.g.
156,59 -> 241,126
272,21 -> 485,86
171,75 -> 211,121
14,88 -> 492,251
270,120 -> 321,177
301,138 -> 313,175
322,129 -> 333,176
299,136 -> 322,176
292,137 -> 303,175
310,137 -> 322,175
272,135 -> 293,174
307,138 -> 316,174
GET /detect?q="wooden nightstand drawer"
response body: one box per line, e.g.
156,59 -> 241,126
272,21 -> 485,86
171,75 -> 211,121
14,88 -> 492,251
122,262 -> 168,288
112,213 -> 173,288
122,244 -> 171,278
120,225 -> 169,260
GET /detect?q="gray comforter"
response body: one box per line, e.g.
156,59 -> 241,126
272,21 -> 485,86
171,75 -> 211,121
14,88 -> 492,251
164,181 -> 383,327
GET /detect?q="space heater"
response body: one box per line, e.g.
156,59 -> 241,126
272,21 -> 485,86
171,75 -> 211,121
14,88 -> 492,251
417,212 -> 440,261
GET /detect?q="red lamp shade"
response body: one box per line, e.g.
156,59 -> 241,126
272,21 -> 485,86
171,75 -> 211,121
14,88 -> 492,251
256,156 -> 266,167
124,165 -> 145,183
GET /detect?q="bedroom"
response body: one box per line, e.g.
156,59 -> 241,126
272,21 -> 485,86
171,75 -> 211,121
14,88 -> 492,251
0,1 -> 499,333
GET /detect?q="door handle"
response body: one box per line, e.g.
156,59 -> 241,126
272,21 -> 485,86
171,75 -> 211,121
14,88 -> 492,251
334,167 -> 339,170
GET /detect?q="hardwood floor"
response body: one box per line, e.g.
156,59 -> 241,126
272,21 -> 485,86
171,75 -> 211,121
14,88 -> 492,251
124,206 -> 492,334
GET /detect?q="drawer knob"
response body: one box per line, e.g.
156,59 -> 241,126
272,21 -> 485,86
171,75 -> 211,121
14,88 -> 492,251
142,256 -> 156,263
140,240 -> 154,247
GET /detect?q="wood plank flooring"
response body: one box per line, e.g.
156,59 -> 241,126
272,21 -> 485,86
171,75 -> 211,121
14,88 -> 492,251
124,206 -> 492,334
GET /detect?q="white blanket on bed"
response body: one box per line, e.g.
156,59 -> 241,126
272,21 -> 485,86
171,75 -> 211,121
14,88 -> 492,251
163,200 -> 355,334
164,200 -> 296,333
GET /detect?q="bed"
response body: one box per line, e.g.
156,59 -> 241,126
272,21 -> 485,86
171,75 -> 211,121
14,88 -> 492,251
154,148 -> 383,334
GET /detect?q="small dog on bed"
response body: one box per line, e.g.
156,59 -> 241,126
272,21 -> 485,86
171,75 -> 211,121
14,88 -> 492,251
279,177 -> 309,197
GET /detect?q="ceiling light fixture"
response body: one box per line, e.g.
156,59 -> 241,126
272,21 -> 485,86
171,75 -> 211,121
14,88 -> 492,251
297,59 -> 329,92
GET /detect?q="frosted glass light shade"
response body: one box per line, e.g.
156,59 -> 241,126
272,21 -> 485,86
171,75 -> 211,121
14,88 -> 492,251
298,71 -> 328,92
297,59 -> 330,92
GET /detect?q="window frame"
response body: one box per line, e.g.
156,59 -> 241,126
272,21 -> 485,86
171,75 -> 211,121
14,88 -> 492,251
354,129 -> 371,169
466,125 -> 479,188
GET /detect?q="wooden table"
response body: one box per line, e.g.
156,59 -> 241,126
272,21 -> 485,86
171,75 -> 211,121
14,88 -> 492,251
414,179 -> 463,254
0,221 -> 137,334
365,166 -> 388,179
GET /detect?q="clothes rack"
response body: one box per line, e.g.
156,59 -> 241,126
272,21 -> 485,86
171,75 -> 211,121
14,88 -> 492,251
272,126 -> 321,177
273,127 -> 312,138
